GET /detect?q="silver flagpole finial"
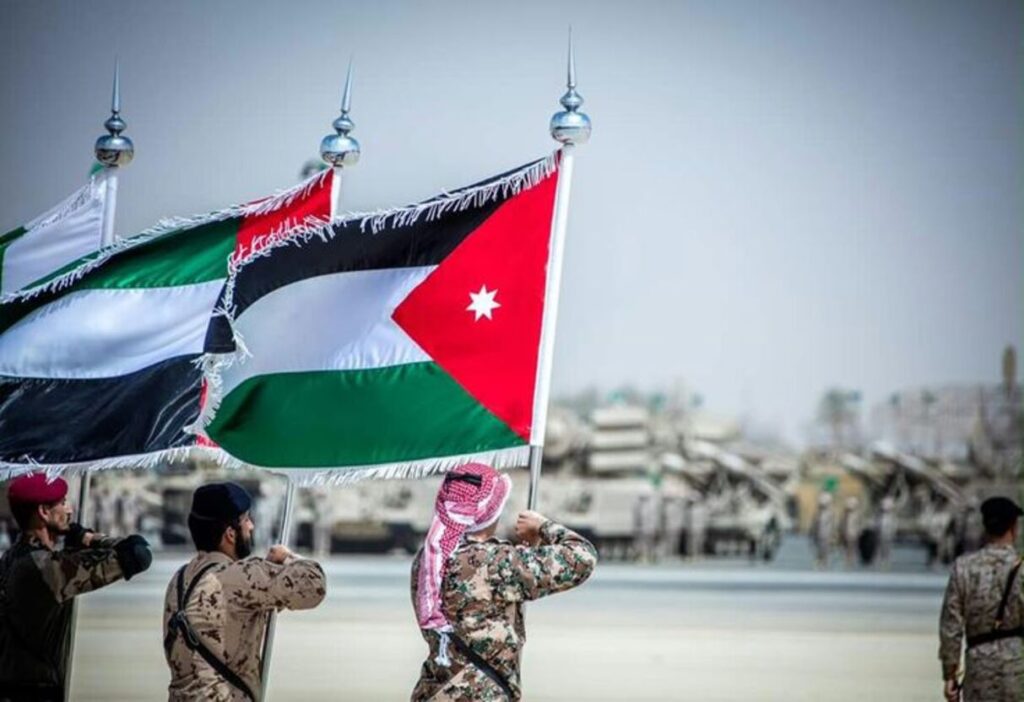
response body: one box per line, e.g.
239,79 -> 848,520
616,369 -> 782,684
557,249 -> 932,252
95,58 -> 134,167
321,57 -> 361,168
550,27 -> 591,144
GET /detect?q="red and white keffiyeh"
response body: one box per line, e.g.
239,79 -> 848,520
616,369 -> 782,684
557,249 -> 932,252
416,462 -> 511,661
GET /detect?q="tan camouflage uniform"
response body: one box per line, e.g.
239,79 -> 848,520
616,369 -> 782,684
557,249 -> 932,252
163,551 -> 326,702
939,543 -> 1023,701
410,520 -> 597,701
0,534 -> 128,697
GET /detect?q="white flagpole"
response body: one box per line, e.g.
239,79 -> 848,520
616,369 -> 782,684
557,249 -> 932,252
258,477 -> 296,700
65,57 -> 135,701
259,60 -> 361,700
528,29 -> 591,510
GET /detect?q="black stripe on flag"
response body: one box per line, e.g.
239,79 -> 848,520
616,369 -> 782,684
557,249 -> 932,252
205,160 -> 544,353
0,355 -> 201,464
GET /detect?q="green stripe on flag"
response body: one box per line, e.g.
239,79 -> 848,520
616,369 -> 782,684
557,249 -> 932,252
206,362 -> 526,468
79,218 -> 238,290
0,226 -> 27,291
0,218 -> 237,334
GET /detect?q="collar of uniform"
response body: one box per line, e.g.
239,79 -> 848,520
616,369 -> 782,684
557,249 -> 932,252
462,535 -> 511,547
984,542 -> 1018,553
194,550 -> 235,566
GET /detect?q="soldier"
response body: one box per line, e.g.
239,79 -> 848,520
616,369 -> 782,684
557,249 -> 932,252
411,463 -> 597,701
877,497 -> 898,569
661,495 -> 685,560
0,473 -> 152,701
939,496 -> 1023,701
632,493 -> 660,563
686,497 -> 708,559
163,482 -> 326,701
840,497 -> 862,568
810,492 -> 835,569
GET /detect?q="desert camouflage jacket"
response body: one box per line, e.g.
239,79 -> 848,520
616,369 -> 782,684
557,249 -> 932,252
411,521 -> 597,701
939,542 -> 1023,701
0,533 -> 126,692
163,551 -> 326,702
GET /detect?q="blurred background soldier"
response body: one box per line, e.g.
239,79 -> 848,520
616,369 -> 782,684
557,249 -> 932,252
633,493 -> 660,564
311,486 -> 333,559
163,482 -> 326,701
877,497 -> 898,570
960,497 -> 985,555
92,485 -> 117,538
411,463 -> 597,701
686,495 -> 708,560
0,474 -> 152,702
661,496 -> 685,560
810,492 -> 835,569
840,497 -> 862,568
0,521 -> 9,554
939,497 -> 1022,702
119,488 -> 140,537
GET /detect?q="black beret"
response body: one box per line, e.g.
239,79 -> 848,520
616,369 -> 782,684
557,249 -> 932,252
190,482 -> 252,522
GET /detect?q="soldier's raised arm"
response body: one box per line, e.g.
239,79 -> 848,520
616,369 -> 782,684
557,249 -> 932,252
937,559 -> 964,683
32,529 -> 151,603
233,546 -> 327,612
497,511 -> 597,602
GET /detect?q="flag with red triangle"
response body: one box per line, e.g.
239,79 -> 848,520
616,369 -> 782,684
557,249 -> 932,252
199,154 -> 561,478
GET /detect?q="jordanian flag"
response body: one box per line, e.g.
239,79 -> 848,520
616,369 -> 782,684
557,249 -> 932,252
200,155 -> 561,478
0,172 -> 332,471
0,175 -> 108,296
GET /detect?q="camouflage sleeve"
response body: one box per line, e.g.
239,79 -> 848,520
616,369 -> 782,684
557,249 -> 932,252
938,561 -> 964,680
496,521 -> 597,603
234,557 -> 327,612
87,534 -> 120,550
30,546 -> 125,604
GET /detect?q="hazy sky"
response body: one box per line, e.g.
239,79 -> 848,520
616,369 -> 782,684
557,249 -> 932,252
1,0 -> 1021,444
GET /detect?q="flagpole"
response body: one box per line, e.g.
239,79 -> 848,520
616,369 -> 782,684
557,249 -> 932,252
258,476 -> 296,701
65,57 -> 135,701
322,58 -> 360,221
258,62 -> 362,700
527,29 -> 591,511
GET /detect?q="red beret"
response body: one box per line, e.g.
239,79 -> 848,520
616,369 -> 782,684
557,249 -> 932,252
7,473 -> 68,506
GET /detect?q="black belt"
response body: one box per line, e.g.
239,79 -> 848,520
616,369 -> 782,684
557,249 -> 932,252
966,626 -> 1024,649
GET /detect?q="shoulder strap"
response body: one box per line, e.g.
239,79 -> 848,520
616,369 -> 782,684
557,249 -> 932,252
995,557 -> 1023,628
165,562 -> 256,701
449,633 -> 514,700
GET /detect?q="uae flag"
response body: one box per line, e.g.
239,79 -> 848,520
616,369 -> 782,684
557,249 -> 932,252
0,175 -> 108,296
0,172 -> 332,472
200,155 -> 561,479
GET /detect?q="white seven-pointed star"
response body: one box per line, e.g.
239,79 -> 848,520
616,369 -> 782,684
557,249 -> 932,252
466,285 -> 502,321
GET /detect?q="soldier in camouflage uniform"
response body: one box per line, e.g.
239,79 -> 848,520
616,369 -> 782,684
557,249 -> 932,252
939,496 -> 1023,701
411,463 -> 597,701
0,473 -> 152,702
163,482 -> 326,702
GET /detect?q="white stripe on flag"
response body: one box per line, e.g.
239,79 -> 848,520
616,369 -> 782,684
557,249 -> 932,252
0,281 -> 223,379
2,178 -> 107,295
220,266 -> 434,397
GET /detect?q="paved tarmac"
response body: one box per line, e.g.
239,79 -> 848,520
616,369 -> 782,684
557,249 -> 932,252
70,539 -> 948,701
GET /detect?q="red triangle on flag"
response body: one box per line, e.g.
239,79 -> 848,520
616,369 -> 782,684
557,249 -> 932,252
392,169 -> 560,442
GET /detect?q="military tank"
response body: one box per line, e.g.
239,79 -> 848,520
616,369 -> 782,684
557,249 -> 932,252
679,439 -> 791,560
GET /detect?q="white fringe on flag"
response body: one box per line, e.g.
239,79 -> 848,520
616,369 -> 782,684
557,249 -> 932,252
0,445 -> 530,485
0,169 -> 332,305
264,446 -> 532,487
0,445 -> 238,482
